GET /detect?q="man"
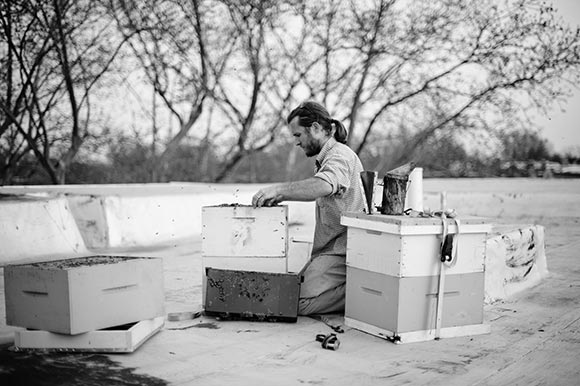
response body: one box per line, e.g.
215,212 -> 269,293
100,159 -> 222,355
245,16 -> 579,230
252,101 -> 365,315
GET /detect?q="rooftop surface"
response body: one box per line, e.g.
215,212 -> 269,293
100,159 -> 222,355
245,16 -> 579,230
1,179 -> 579,386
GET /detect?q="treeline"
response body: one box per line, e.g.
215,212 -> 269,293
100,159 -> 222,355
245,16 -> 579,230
8,126 -> 576,184
1,0 -> 580,184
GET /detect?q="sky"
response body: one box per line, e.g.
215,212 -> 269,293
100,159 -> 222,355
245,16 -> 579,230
541,0 -> 580,154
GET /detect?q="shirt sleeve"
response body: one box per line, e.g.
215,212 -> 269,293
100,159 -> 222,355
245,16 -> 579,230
314,154 -> 352,196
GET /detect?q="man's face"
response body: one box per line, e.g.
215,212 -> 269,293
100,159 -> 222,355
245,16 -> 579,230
289,118 -> 325,157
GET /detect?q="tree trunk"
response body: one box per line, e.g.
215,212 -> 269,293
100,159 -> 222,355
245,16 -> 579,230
55,162 -> 67,185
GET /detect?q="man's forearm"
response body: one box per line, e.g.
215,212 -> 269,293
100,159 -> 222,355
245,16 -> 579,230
253,177 -> 333,207
276,177 -> 333,202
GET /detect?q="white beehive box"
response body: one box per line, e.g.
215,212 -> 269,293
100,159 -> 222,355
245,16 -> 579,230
4,256 -> 164,335
341,213 -> 492,344
202,205 -> 288,258
344,216 -> 489,277
287,236 -> 313,273
201,236 -> 312,285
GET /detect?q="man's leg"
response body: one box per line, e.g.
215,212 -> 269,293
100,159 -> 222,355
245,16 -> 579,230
298,254 -> 346,315
298,283 -> 345,315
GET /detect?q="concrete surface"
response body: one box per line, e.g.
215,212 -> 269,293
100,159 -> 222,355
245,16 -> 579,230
1,178 -> 579,385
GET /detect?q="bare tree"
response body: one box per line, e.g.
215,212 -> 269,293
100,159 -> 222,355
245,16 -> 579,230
108,0 -> 235,181
210,0 -> 322,181
299,0 -> 579,171
195,0 -> 580,179
0,0 -> 129,184
3,0 -> 578,184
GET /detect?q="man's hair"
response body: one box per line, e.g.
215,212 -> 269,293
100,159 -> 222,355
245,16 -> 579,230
287,101 -> 348,144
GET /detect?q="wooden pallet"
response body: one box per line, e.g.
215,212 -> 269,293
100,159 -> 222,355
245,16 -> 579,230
13,316 -> 164,353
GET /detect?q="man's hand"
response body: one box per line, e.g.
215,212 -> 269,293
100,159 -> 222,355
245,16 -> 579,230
252,186 -> 282,208
252,178 -> 332,208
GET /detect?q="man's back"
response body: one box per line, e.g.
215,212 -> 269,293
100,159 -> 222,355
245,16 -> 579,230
312,138 -> 365,257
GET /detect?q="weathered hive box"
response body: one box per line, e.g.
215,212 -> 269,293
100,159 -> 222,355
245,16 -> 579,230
204,267 -> 301,322
202,205 -> 289,272
484,224 -> 548,303
341,213 -> 492,344
4,256 -> 164,335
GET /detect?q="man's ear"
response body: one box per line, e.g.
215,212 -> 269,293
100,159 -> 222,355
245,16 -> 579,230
311,122 -> 324,135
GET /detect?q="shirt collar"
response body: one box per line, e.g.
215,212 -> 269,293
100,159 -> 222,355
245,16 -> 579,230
315,137 -> 337,169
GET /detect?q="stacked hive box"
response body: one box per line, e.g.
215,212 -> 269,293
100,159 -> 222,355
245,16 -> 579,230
202,205 -> 289,273
201,205 -> 289,304
202,205 -> 310,321
4,256 -> 165,351
341,213 -> 492,344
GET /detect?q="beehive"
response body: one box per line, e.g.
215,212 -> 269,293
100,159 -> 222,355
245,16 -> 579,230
201,205 -> 291,305
4,256 -> 164,335
341,213 -> 492,343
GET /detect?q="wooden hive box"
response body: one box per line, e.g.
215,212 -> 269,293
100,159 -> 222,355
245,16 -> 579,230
341,213 -> 492,344
204,267 -> 302,323
201,204 -> 289,274
202,205 -> 288,258
4,256 -> 164,335
13,316 -> 165,353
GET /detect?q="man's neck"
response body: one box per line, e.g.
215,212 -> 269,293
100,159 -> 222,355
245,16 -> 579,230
315,136 -> 336,162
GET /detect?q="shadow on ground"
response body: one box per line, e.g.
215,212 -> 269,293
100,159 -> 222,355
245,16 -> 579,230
0,345 -> 167,386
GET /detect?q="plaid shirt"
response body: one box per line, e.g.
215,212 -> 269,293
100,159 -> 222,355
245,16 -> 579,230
312,137 -> 365,258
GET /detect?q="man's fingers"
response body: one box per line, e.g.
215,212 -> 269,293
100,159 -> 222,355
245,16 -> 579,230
264,197 -> 279,207
253,192 -> 264,208
253,191 -> 280,207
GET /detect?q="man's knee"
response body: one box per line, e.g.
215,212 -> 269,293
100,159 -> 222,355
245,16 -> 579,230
298,284 -> 345,315
298,298 -> 317,316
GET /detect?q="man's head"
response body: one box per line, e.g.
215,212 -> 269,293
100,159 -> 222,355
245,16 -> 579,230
287,101 -> 348,157
289,117 -> 327,157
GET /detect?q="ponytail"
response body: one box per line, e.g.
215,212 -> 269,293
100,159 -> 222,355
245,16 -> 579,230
288,101 -> 349,144
331,119 -> 348,144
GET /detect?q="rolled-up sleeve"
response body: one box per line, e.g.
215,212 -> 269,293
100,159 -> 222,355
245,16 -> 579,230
314,155 -> 351,196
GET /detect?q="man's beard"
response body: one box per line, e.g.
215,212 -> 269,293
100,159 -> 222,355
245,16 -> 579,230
303,142 -> 322,157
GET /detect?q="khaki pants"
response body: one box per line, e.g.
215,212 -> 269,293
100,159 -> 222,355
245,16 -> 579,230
298,254 -> 346,315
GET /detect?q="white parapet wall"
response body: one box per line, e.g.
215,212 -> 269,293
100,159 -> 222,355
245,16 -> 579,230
0,183 -> 316,253
71,191 -> 314,250
68,191 -> 250,249
0,195 -> 88,265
